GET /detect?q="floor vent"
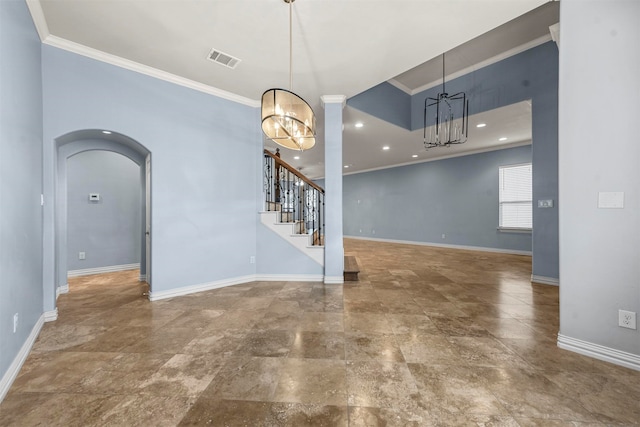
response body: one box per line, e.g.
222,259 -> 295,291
207,48 -> 241,69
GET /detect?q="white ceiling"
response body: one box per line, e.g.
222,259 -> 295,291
30,0 -> 557,179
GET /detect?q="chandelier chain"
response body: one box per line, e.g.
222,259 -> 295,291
442,53 -> 445,94
289,0 -> 293,91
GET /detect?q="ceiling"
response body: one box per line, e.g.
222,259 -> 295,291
29,0 -> 558,179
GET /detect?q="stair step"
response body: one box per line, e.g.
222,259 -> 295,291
259,211 -> 324,266
265,201 -> 282,211
313,230 -> 324,246
344,255 -> 360,282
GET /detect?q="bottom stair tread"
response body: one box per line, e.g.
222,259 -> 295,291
344,255 -> 360,282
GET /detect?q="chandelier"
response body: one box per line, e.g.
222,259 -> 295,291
261,0 -> 316,151
424,53 -> 469,149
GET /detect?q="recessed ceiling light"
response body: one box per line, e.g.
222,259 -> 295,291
382,146 -> 390,150
355,122 -> 364,128
293,156 -> 300,160
344,165 -> 349,168
412,154 -> 418,158
102,130 -> 112,134
476,123 -> 486,128
499,137 -> 508,141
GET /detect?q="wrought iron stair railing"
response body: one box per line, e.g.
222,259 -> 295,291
264,149 -> 324,246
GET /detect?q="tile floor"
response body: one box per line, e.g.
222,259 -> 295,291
1,239 -> 639,426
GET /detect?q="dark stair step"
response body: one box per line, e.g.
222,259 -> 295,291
344,255 -> 360,282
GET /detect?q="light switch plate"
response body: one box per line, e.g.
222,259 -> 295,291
598,192 -> 624,209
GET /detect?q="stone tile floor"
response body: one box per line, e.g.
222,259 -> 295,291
1,239 -> 639,426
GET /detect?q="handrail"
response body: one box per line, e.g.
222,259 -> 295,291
263,149 -> 324,193
263,148 -> 325,246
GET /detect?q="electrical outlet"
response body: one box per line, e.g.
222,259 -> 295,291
442,234 -> 446,239
250,256 -> 255,264
79,251 -> 86,260
618,310 -> 637,330
13,313 -> 18,333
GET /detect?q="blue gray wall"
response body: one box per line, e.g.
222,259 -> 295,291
350,42 -> 559,278
0,0 -> 44,392
66,150 -> 141,271
42,45 -> 260,301
348,83 -> 411,130
343,145 -> 532,253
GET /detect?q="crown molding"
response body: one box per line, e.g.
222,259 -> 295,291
386,79 -> 413,94
25,0 -> 49,42
340,140 -> 532,178
549,22 -> 560,47
321,95 -> 347,107
389,34 -> 553,96
41,35 -> 260,108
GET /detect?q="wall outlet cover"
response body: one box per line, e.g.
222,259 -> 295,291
618,310 -> 637,330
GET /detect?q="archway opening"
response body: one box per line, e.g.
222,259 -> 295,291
53,129 -> 151,302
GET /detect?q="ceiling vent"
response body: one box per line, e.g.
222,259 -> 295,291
207,48 -> 241,69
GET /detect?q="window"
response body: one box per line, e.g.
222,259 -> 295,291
499,163 -> 532,229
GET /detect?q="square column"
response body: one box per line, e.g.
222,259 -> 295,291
321,95 -> 346,284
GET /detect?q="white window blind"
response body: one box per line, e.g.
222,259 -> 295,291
499,163 -> 532,229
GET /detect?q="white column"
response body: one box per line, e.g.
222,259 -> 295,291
558,0 -> 640,366
321,95 -> 346,284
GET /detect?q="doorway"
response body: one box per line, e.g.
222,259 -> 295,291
54,130 -> 151,300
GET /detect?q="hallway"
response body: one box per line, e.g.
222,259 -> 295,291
1,239 -> 639,426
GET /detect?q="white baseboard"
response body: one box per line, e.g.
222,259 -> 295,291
44,309 -> 58,322
324,276 -> 344,285
149,275 -> 256,301
139,274 -> 147,282
149,274 -> 326,301
56,284 -> 69,300
255,274 -> 324,282
344,235 -> 532,256
67,263 -> 139,278
0,314 -> 45,403
531,275 -> 559,286
558,334 -> 640,371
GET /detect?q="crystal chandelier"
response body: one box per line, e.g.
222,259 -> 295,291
424,53 -> 469,149
261,0 -> 316,151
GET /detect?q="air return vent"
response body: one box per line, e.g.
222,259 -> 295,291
207,48 -> 241,69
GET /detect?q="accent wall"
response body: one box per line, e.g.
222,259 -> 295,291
343,145 -> 532,253
349,41 -> 559,280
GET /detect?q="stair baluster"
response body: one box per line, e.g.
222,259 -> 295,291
263,149 -> 325,246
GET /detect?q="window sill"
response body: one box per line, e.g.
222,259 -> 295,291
497,227 -> 532,234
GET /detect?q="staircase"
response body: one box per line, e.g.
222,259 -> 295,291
261,149 -> 325,266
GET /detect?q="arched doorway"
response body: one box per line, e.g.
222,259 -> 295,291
53,130 -> 151,303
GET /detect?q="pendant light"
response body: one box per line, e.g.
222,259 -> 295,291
424,53 -> 469,149
261,0 -> 316,151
